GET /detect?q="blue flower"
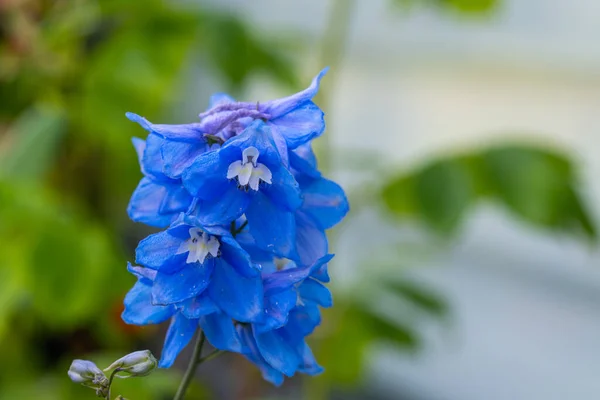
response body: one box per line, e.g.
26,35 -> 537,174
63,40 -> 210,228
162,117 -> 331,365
182,121 -> 302,259
133,214 -> 264,322
128,134 -> 193,228
122,263 -> 220,368
198,255 -> 333,386
198,68 -> 328,152
125,69 -> 327,179
120,68 -> 349,384
121,264 -> 191,368
125,112 -> 218,178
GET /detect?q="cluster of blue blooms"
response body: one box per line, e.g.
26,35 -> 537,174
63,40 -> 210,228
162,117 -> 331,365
122,68 -> 348,385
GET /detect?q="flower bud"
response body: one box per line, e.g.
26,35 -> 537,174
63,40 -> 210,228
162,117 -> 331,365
104,350 -> 157,378
68,359 -> 109,395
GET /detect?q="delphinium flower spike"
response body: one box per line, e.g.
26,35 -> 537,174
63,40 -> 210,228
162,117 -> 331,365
116,69 -> 347,394
69,69 -> 347,398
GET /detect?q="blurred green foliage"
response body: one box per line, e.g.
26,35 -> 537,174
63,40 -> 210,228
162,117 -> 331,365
393,0 -> 498,14
0,0 -> 298,398
382,145 -> 595,238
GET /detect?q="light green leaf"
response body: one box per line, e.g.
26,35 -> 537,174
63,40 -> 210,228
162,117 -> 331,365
0,106 -> 66,181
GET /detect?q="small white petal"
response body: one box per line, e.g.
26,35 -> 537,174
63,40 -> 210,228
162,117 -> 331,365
189,228 -> 201,240
255,163 -> 272,184
242,146 -> 260,165
176,241 -> 190,255
248,174 -> 261,191
186,248 -> 198,263
196,246 -> 209,264
227,160 -> 243,179
207,236 -> 220,257
237,163 -> 253,186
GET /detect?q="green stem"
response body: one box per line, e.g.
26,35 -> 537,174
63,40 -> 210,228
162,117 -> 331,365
199,349 -> 223,364
314,0 -> 356,174
173,332 -> 205,400
106,368 -> 121,400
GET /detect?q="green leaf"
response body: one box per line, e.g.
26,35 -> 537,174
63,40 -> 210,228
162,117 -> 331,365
414,159 -> 475,233
383,158 -> 475,234
483,146 -> 573,227
392,0 -> 498,14
353,306 -> 421,349
319,303 -> 420,387
440,0 -> 497,13
385,279 -> 448,317
314,307 -> 370,386
78,4 -> 200,148
381,144 -> 596,239
381,175 -> 417,217
0,106 -> 66,181
0,180 -> 120,328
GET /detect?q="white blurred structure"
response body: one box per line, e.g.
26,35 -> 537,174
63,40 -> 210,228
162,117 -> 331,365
203,1 -> 600,398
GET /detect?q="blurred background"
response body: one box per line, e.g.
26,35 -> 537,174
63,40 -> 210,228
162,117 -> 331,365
1,0 -> 600,399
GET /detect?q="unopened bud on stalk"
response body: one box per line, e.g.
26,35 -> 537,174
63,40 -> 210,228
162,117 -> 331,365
104,350 -> 157,378
68,359 -> 109,396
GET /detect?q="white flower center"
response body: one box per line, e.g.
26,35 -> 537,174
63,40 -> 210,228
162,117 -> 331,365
176,228 -> 220,264
226,146 -> 272,191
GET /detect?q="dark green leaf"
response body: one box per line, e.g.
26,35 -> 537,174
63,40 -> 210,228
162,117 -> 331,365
414,159 -> 475,233
381,144 -> 596,239
386,279 -> 448,317
483,146 -> 572,227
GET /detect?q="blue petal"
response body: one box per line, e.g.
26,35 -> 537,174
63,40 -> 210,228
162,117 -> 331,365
181,150 -> 230,200
209,93 -> 236,108
161,140 -> 209,178
301,177 -> 349,230
159,313 -> 198,368
234,231 -> 276,270
178,292 -> 219,319
269,126 -> 289,166
158,184 -> 192,215
263,254 -> 333,297
220,120 -> 281,168
220,235 -> 258,278
298,278 -> 332,308
289,145 -> 321,179
295,211 -> 329,282
263,166 -> 302,212
135,230 -> 185,270
122,281 -> 175,325
208,259 -> 263,322
126,112 -> 205,143
193,186 -> 250,226
253,327 -> 301,377
284,304 -> 321,338
131,137 -> 146,171
127,262 -> 156,283
127,178 -> 173,228
180,215 -> 231,238
246,192 -> 297,260
142,134 -> 167,179
239,326 -> 285,386
128,178 -> 175,228
199,312 -> 244,352
255,289 -> 298,334
152,258 -> 215,305
270,101 -> 324,149
297,342 -> 323,375
261,68 -> 328,117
